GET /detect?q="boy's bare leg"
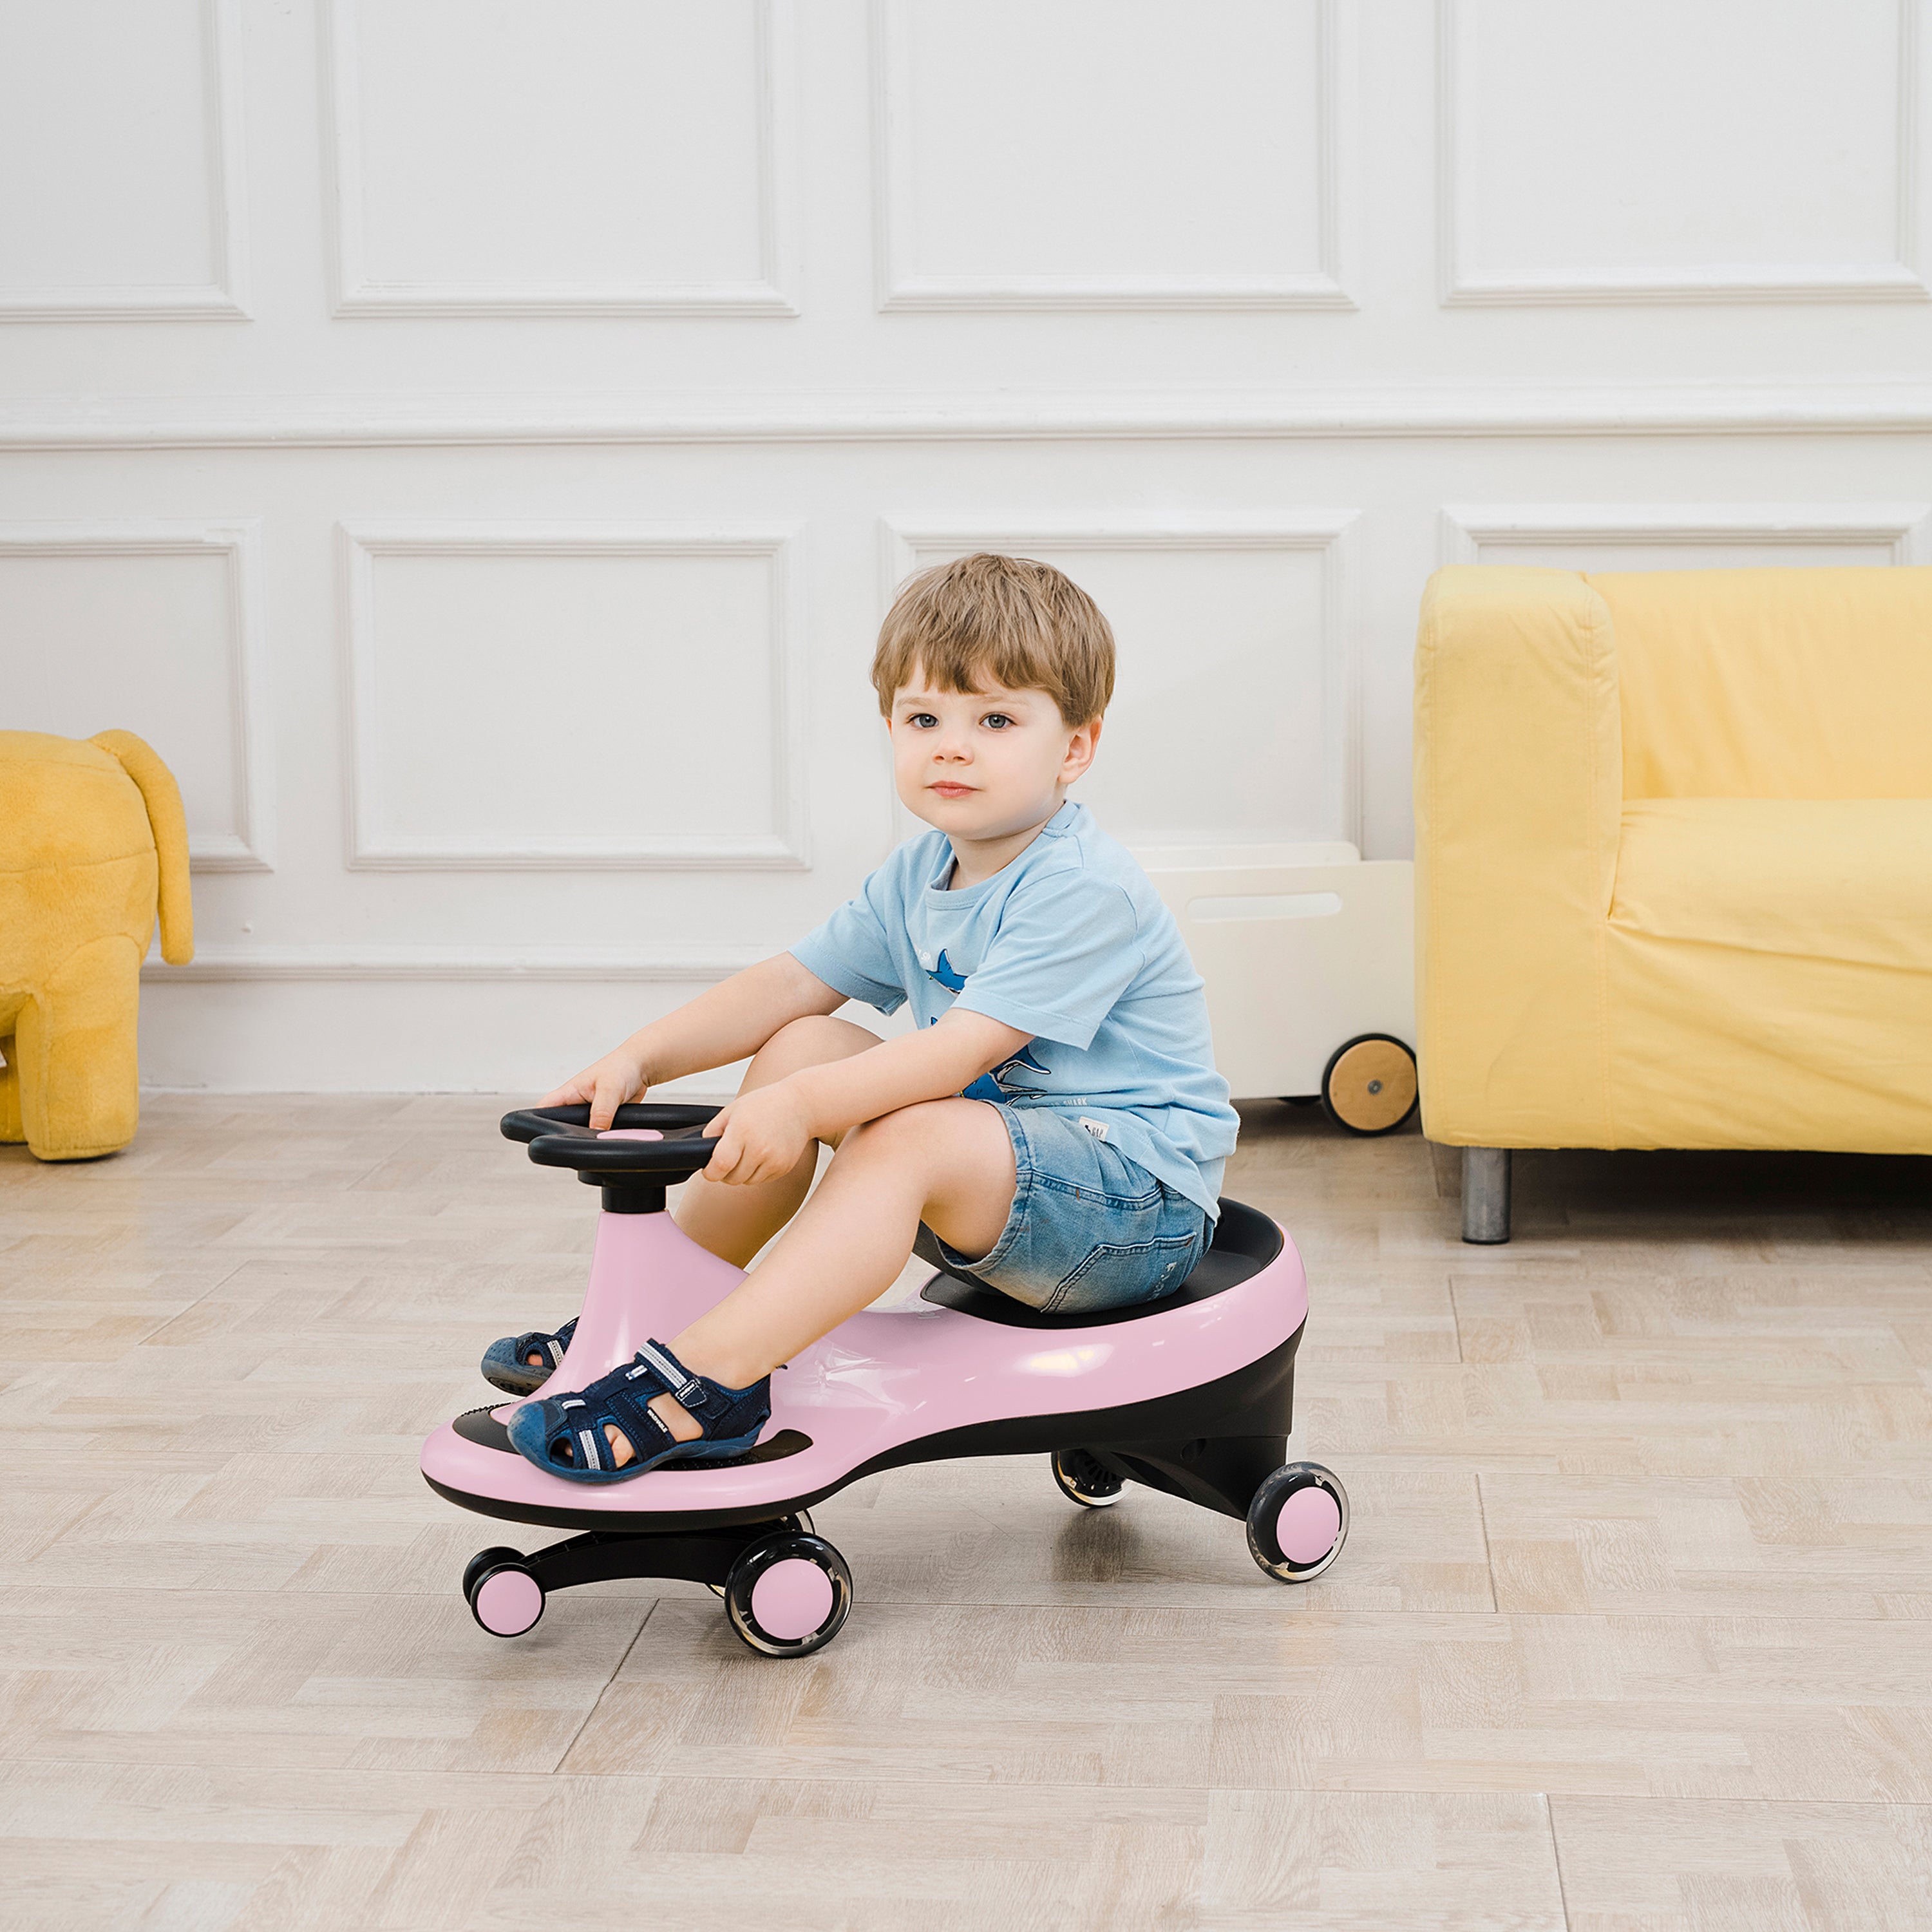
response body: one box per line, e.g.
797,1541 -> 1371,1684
673,1013 -> 883,1268
627,1097 -> 1018,1457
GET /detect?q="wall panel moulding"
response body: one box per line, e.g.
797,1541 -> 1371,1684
0,0 -> 251,320
1437,0 -> 1929,305
142,946 -> 766,985
871,0 -> 1352,310
9,388 -> 1932,450
323,0 -> 799,316
0,520 -> 273,870
337,521 -> 809,870
1440,502 -> 1932,568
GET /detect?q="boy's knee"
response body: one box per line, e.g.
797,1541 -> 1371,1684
755,1013 -> 878,1074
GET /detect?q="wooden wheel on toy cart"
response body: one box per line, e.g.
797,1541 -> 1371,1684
1320,1034 -> 1418,1136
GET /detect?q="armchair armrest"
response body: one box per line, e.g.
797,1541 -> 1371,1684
1413,567 -> 1620,1146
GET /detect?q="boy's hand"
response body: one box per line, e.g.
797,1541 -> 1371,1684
539,1046 -> 649,1132
700,1081 -> 817,1188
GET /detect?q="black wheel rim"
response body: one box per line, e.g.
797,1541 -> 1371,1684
723,1531 -> 853,1657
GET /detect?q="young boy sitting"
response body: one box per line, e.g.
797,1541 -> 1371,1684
496,552 -> 1240,1482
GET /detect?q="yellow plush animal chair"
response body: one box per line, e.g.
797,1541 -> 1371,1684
0,731 -> 193,1159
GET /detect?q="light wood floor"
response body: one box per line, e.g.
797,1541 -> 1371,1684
4,1097 -> 1931,1931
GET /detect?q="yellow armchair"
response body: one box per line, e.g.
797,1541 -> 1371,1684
0,730 -> 194,1160
1414,564 -> 1932,1242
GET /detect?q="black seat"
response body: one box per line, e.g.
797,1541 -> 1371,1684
916,1198 -> 1284,1329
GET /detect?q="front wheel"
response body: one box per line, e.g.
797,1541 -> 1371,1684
1246,1463 -> 1348,1584
468,1557 -> 545,1636
723,1530 -> 853,1658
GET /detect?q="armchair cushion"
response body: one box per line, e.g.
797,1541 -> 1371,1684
1614,799 -> 1932,973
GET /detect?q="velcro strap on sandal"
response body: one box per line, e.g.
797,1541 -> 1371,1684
632,1339 -> 704,1406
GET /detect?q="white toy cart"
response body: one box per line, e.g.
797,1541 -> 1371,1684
1132,843 -> 1419,1135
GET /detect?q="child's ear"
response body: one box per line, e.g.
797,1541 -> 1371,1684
1061,715 -> 1102,784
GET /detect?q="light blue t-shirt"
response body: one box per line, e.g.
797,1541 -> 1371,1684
788,800 -> 1239,1218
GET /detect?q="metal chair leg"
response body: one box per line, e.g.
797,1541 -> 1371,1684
1461,1147 -> 1512,1244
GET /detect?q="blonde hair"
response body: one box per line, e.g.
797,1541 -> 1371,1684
872,553 -> 1115,727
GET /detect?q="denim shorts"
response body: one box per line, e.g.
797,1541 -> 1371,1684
928,1103 -> 1212,1316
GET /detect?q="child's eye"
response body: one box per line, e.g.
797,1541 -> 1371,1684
907,712 -> 938,728
983,714 -> 1013,730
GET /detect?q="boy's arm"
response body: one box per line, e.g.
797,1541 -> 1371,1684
701,1009 -> 1032,1186
541,952 -> 848,1129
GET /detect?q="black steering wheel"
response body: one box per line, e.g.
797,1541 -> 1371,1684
500,1102 -> 723,1210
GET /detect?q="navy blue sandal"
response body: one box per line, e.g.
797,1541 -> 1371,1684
506,1338 -> 771,1484
480,1318 -> 578,1397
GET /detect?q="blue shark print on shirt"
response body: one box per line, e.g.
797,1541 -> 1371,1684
926,947 -> 1048,1099
963,1043 -> 1050,1102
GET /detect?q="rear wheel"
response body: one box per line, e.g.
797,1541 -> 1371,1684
1246,1463 -> 1348,1584
1051,1448 -> 1126,1508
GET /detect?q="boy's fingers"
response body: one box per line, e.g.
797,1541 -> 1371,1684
588,1076 -> 624,1131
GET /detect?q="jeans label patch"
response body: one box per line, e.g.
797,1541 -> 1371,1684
1077,1117 -> 1110,1141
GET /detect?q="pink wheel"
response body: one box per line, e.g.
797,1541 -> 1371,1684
469,1561 -> 545,1636
1246,1463 -> 1348,1583
724,1530 -> 852,1657
751,1560 -> 835,1638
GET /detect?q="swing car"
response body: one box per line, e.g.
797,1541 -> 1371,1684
420,1103 -> 1349,1657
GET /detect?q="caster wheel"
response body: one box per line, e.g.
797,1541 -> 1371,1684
723,1530 -> 852,1658
468,1558 -> 545,1636
708,1511 -> 812,1598
1051,1447 -> 1126,1508
1247,1463 -> 1348,1584
1320,1035 -> 1418,1137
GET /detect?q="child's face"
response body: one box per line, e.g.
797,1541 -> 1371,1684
888,667 -> 1100,841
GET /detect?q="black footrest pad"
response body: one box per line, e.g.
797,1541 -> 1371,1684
451,1406 -> 811,1466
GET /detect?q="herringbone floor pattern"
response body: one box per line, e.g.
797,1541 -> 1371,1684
3,1095 -> 1929,1929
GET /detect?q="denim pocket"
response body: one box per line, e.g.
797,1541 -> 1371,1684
1045,1227 -> 1206,1315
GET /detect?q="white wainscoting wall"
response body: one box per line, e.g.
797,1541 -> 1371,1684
2,0 -> 1929,1092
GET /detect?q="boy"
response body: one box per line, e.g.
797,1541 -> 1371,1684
498,553 -> 1240,1482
